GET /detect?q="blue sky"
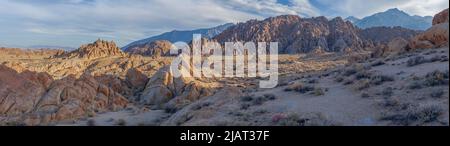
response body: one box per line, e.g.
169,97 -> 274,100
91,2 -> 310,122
0,0 -> 448,48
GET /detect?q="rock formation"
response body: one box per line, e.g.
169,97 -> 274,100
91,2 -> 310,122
372,37 -> 409,57
410,8 -> 449,50
0,65 -> 128,125
139,66 -> 218,110
124,40 -> 172,57
432,8 -> 449,25
214,15 -> 368,53
59,39 -> 125,59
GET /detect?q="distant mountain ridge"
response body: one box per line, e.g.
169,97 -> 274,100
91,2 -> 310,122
347,8 -> 433,30
122,23 -> 234,50
345,16 -> 360,23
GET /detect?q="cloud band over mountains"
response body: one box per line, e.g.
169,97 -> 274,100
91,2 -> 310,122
0,0 -> 448,48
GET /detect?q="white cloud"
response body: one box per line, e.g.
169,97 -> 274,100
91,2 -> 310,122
0,0 -> 448,48
0,0 -> 322,47
314,0 -> 448,18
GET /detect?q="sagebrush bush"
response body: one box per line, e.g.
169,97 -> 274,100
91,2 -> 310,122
407,56 -> 427,67
408,81 -> 423,89
87,119 -> 96,126
381,105 -> 444,126
382,87 -> 394,97
285,83 -> 314,93
334,76 -> 344,83
115,119 -> 126,126
355,79 -> 371,90
313,88 -> 325,96
371,75 -> 395,85
273,113 -> 335,126
424,70 -> 449,86
371,60 -> 385,67
430,89 -> 445,98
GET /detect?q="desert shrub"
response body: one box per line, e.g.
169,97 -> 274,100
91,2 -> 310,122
308,79 -> 318,84
371,60 -> 385,67
273,113 -> 335,126
252,96 -> 267,105
313,88 -> 325,96
240,103 -> 251,110
429,55 -> 441,62
343,78 -> 354,85
87,119 -> 96,126
408,81 -> 423,89
343,68 -> 358,76
355,71 -> 372,80
263,94 -> 276,100
192,102 -> 211,110
3,121 -> 26,126
381,105 -> 444,126
355,79 -> 371,90
370,75 -> 395,85
284,83 -> 314,93
240,95 -> 254,102
115,119 -> 126,126
361,92 -> 370,98
424,70 -> 449,86
164,105 -> 179,114
335,76 -> 344,83
430,89 -> 445,98
381,97 -> 400,107
382,87 -> 394,97
440,56 -> 449,62
407,56 -> 427,67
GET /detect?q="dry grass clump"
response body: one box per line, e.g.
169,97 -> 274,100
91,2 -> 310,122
380,105 -> 444,126
272,113 -> 336,126
239,93 -> 277,108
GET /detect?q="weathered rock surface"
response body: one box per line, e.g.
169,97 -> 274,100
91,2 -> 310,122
214,15 -> 369,53
372,37 -> 409,57
410,8 -> 449,50
139,66 -> 218,110
59,39 -> 125,59
432,8 -> 449,25
0,65 -> 128,125
124,40 -> 173,57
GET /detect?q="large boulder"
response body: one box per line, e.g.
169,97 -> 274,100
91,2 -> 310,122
139,66 -> 217,109
410,8 -> 449,50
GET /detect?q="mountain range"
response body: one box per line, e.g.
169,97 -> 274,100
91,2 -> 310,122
122,23 -> 234,50
346,8 -> 433,30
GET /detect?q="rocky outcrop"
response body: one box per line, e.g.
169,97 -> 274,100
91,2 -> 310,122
0,65 -> 128,125
372,37 -> 409,57
139,66 -> 217,110
410,8 -> 449,50
59,39 -> 125,59
360,26 -> 421,44
432,8 -> 449,25
214,15 -> 369,54
124,40 -> 172,57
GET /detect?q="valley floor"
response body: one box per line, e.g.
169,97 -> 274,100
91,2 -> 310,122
56,48 -> 449,126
